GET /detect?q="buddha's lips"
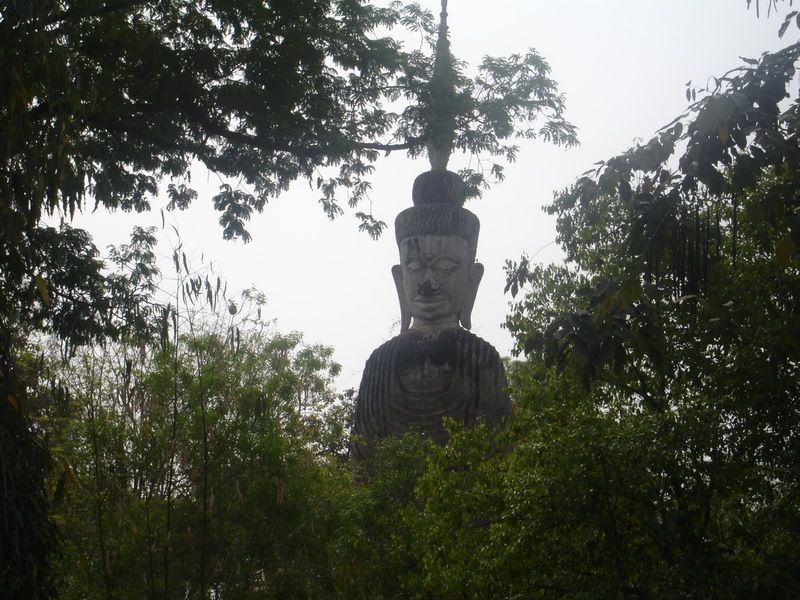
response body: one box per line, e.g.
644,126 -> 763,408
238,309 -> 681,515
413,296 -> 447,305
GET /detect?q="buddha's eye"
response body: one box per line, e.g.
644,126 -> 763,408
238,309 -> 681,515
432,258 -> 460,273
405,259 -> 423,272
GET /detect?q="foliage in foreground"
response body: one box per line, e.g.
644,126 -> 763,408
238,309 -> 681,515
5,5 -> 800,599
0,5 -> 576,586
498,22 -> 800,599
14,139 -> 800,599
326,14 -> 800,599
16,241 -> 351,599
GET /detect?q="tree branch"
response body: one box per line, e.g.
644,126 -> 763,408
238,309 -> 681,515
43,1 -> 147,26
173,102 -> 416,157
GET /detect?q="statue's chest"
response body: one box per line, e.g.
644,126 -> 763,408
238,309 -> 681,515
394,331 -> 460,394
397,356 -> 454,395
383,333 -> 477,441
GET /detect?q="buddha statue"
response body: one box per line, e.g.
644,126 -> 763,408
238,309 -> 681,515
351,170 -> 511,461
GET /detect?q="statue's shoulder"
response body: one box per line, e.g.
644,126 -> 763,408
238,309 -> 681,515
457,327 -> 498,348
455,328 -> 504,365
365,329 -> 503,365
364,334 -> 402,367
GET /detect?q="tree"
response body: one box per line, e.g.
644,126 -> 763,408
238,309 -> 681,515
1,0 -> 577,359
0,382 -> 60,598
323,8 -> 799,599
496,14 -> 800,599
1,0 -> 575,239
0,224 -> 160,599
28,246 -> 353,599
1,2 -> 577,592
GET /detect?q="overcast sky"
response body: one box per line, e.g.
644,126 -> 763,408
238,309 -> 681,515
73,1 -> 792,390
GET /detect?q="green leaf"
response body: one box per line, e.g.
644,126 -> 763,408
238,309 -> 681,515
34,275 -> 51,306
776,236 -> 796,266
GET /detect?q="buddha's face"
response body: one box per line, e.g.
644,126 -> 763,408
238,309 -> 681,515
393,234 -> 483,333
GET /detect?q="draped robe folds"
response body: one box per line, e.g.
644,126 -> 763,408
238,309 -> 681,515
351,328 -> 510,460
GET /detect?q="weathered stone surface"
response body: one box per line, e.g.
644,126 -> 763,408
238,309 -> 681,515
351,327 -> 508,460
351,170 -> 510,460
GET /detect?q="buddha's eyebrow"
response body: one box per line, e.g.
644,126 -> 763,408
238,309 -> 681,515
403,254 -> 461,267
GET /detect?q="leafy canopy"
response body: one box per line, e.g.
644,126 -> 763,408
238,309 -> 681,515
1,0 -> 576,242
495,13 -> 800,597
0,0 -> 577,364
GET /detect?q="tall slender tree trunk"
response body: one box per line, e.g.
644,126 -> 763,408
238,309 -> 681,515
88,355 -> 113,600
164,296 -> 180,597
144,483 -> 156,600
189,320 -> 210,600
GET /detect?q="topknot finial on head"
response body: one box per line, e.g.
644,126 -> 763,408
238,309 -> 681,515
411,170 -> 467,207
396,170 -> 478,251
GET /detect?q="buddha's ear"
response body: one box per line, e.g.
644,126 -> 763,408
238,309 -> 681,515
460,262 -> 484,330
392,264 -> 411,332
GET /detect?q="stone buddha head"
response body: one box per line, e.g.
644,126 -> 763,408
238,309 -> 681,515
392,171 -> 484,335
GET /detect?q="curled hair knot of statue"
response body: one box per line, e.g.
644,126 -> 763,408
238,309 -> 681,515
411,170 -> 467,206
396,171 -> 479,252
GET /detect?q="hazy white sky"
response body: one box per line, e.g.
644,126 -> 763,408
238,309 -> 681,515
73,1 -> 792,390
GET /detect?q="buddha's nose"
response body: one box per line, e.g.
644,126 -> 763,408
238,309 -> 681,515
418,277 -> 439,297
